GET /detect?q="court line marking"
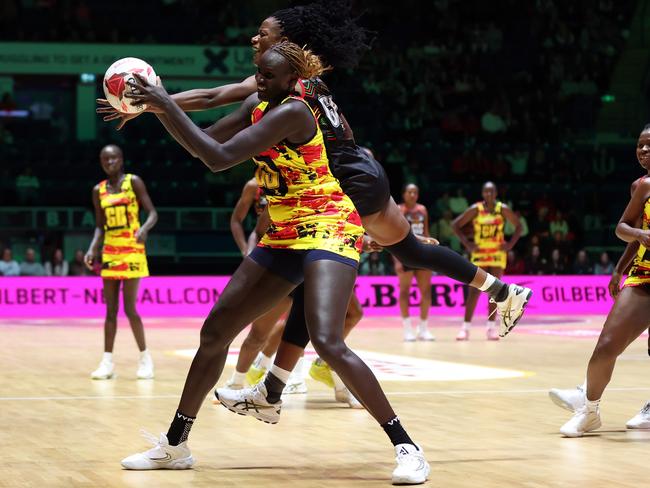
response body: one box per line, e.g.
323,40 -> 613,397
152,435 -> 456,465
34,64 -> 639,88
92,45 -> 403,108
1,387 -> 649,401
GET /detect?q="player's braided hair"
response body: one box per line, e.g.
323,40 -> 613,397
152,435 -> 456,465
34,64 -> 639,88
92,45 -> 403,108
269,41 -> 328,79
271,0 -> 373,70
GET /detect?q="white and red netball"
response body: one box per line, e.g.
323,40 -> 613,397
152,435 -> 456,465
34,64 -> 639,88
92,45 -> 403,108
103,57 -> 157,114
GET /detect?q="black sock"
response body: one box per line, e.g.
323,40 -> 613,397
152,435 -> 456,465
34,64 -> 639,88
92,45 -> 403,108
264,372 -> 286,404
486,279 -> 509,302
386,231 -> 477,284
381,416 -> 416,448
167,410 -> 195,446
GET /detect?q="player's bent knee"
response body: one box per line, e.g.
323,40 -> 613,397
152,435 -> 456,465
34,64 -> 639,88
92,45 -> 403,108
310,335 -> 347,363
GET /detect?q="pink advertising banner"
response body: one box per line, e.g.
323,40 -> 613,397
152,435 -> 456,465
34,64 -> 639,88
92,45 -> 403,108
0,275 -> 613,318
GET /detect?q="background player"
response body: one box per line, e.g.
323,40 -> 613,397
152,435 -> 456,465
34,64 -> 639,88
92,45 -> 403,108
392,183 -> 434,342
85,145 -> 158,379
452,182 -> 522,340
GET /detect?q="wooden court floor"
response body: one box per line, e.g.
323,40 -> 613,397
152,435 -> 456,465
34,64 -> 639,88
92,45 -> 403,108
2,314 -> 650,487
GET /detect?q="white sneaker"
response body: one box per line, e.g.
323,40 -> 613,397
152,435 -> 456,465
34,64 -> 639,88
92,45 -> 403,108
416,327 -> 435,341
136,351 -> 154,379
391,444 -> 430,485
284,379 -> 308,395
456,328 -> 469,341
493,284 -> 533,337
91,358 -> 115,380
548,386 -> 585,412
335,387 -> 364,409
214,382 -> 282,424
486,326 -> 500,341
560,406 -> 601,437
403,326 -> 416,342
121,432 -> 194,470
626,400 -> 650,429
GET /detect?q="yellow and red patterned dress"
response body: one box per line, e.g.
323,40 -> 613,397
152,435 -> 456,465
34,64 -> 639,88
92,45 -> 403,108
624,197 -> 650,287
251,96 -> 363,261
98,174 -> 149,279
471,201 -> 507,269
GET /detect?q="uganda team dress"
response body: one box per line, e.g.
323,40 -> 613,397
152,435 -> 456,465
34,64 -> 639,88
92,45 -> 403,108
98,174 -> 149,279
471,201 -> 507,269
624,196 -> 650,287
251,96 -> 363,262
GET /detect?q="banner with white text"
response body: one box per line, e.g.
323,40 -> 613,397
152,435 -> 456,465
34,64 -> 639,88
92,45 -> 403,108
0,276 -> 612,318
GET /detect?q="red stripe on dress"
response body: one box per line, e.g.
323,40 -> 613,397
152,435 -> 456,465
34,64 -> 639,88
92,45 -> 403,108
300,144 -> 323,164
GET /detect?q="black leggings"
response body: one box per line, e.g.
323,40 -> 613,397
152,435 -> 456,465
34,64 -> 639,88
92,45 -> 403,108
282,283 -> 310,349
386,231 -> 477,284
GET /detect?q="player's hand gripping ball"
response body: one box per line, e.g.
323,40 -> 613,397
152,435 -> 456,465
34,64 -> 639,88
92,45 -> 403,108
103,57 -> 157,114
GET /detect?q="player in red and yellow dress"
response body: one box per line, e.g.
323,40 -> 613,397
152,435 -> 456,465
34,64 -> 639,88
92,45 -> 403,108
85,145 -> 158,380
121,42 -> 428,482
452,182 -> 522,340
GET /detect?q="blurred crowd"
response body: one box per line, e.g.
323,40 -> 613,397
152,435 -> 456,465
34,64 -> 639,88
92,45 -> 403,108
0,246 -> 93,276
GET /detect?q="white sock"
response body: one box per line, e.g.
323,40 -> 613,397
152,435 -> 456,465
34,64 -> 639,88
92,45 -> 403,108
402,317 -> 412,328
585,398 -> 600,412
486,321 -> 496,329
231,370 -> 246,384
139,349 -> 150,359
102,352 -> 113,362
254,352 -> 273,370
478,273 -> 496,291
269,364 -> 291,384
418,319 -> 429,331
461,321 -> 471,330
331,370 -> 346,391
580,379 -> 587,391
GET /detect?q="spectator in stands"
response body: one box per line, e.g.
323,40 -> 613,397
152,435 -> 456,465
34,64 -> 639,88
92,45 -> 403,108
549,210 -> 569,237
449,188 -> 469,215
594,251 -> 614,275
0,248 -> 20,276
505,250 -> 525,275
69,249 -> 90,276
44,248 -> 69,276
545,248 -> 568,275
434,210 -> 460,251
435,192 -> 451,216
359,251 -> 387,276
20,248 -> 45,276
481,102 -> 508,134
572,249 -> 593,275
505,210 -> 529,240
525,245 -> 546,275
15,167 -> 40,205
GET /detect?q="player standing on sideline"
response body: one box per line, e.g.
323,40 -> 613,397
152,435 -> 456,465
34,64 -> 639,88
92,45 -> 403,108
393,183 -> 435,342
85,145 -> 158,379
452,182 -> 522,341
549,125 -> 650,433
